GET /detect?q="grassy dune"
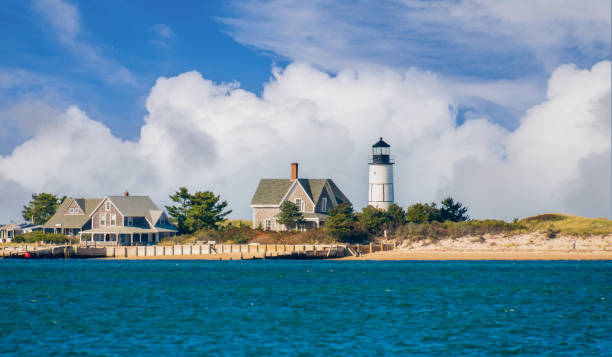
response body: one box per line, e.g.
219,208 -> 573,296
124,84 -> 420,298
520,214 -> 612,236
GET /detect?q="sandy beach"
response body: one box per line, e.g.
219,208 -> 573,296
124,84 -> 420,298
102,233 -> 611,260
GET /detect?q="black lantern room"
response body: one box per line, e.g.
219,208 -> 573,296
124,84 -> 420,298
372,137 -> 391,164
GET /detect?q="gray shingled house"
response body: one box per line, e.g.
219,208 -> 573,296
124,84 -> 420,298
78,194 -> 177,245
250,163 -> 351,231
43,198 -> 103,236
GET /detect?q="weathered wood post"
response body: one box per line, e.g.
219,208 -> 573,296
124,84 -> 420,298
370,242 -> 373,254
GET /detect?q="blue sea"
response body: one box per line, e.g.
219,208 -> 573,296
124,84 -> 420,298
0,260 -> 610,356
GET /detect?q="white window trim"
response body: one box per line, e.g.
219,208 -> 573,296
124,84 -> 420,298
105,201 -> 111,211
295,198 -> 304,212
111,214 -> 117,226
127,217 -> 133,226
264,219 -> 271,231
321,197 -> 327,212
99,214 -> 106,227
69,208 -> 74,214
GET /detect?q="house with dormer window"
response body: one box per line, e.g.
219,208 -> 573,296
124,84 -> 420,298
43,198 -> 103,236
79,193 -> 177,245
250,163 -> 351,231
43,193 -> 177,245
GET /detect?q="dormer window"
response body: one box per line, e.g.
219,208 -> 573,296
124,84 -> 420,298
321,197 -> 327,212
105,202 -> 111,211
69,208 -> 74,215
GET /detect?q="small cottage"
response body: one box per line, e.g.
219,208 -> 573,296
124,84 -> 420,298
250,163 -> 351,231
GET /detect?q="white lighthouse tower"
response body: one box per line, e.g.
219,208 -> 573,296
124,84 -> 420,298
368,137 -> 394,210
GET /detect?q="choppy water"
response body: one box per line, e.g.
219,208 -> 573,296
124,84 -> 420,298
0,260 -> 610,356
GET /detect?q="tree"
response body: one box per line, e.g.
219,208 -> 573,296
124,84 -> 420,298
22,193 -> 65,225
438,197 -> 469,222
358,205 -> 389,236
405,202 -> 439,223
325,202 -> 355,239
277,201 -> 304,230
385,203 -> 406,227
326,203 -> 368,242
165,187 -> 232,234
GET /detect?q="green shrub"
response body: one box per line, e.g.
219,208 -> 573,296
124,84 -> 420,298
13,231 -> 72,244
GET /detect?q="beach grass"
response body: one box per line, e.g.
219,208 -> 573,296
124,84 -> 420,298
520,214 -> 612,236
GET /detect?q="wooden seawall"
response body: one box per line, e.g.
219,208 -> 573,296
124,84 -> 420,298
1,243 -> 395,260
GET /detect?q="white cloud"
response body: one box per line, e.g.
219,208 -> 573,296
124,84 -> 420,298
150,24 -> 175,48
0,61 -> 609,223
32,0 -> 135,85
223,0 -> 610,74
221,0 -> 609,121
151,24 -> 174,39
32,0 -> 79,43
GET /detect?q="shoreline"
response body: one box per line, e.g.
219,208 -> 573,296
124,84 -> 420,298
99,249 -> 611,261
335,249 -> 611,261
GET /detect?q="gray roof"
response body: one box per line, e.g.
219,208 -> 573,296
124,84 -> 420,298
44,198 -> 102,229
1,222 -> 33,231
108,196 -> 159,216
251,178 -> 350,206
250,179 -> 295,205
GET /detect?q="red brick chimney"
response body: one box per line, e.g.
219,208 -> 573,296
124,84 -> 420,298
291,163 -> 298,181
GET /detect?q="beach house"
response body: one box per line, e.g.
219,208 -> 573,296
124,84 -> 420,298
250,163 -> 351,231
43,198 -> 103,236
78,193 -> 178,245
0,222 -> 42,243
42,193 -> 177,245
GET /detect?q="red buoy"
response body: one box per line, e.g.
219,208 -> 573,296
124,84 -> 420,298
24,252 -> 30,258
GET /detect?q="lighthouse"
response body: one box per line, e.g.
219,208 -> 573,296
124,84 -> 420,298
368,137 -> 394,210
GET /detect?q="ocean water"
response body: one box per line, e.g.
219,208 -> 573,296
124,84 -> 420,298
0,260 -> 610,356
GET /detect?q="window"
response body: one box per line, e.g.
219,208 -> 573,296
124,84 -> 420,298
321,197 -> 327,212
69,208 -> 74,214
127,217 -> 133,226
295,198 -> 304,212
160,215 -> 165,225
105,201 -> 111,211
111,214 -> 117,226
264,219 -> 272,231
99,214 -> 106,226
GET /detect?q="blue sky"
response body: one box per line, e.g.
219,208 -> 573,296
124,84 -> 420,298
0,1 -> 286,153
0,0 -> 610,222
2,0 -> 608,155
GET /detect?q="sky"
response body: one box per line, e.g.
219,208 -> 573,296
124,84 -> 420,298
0,0 -> 610,223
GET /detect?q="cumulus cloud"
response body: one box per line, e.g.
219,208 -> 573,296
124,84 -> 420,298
0,61 -> 609,223
222,0 -> 609,125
